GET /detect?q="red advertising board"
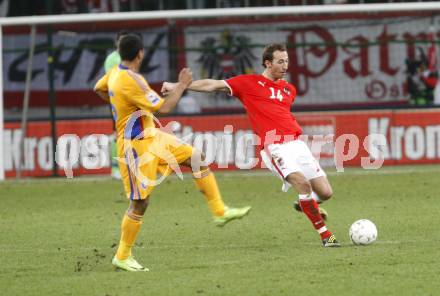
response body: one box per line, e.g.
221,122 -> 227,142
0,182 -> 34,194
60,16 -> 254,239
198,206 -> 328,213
4,108 -> 440,178
333,109 -> 440,166
4,119 -> 113,178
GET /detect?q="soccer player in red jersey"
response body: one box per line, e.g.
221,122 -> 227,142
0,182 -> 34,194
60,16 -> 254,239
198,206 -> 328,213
162,43 -> 340,247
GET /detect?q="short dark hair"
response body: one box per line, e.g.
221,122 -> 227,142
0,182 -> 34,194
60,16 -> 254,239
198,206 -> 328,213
261,43 -> 287,68
118,34 -> 144,62
115,30 -> 129,45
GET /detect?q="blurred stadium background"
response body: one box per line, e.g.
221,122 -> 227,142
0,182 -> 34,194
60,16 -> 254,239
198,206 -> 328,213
2,0 -> 440,179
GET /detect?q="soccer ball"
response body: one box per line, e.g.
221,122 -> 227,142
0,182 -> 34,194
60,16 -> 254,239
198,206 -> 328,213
349,219 -> 377,245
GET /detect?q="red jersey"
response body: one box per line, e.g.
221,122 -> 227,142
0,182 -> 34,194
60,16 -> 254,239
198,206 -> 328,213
224,74 -> 302,146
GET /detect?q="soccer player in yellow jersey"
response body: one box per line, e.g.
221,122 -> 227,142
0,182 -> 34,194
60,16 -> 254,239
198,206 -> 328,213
94,34 -> 251,272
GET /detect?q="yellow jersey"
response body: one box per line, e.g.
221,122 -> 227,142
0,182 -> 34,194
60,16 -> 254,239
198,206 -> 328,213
94,64 -> 164,143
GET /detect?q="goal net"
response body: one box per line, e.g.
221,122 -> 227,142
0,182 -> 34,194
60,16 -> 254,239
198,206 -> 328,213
2,2 -> 440,179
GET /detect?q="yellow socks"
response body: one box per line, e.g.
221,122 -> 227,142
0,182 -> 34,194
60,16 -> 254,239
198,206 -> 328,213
116,212 -> 143,260
194,171 -> 225,217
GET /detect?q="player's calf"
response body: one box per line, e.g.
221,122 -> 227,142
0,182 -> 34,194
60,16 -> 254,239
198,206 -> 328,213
293,199 -> 328,221
298,194 -> 339,246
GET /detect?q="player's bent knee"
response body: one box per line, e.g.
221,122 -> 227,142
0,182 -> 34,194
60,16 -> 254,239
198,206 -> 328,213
188,150 -> 204,167
130,198 -> 150,215
320,189 -> 333,200
321,182 -> 334,200
190,152 -> 212,176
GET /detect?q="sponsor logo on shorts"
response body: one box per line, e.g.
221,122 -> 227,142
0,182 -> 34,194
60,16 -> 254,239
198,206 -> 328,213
275,157 -> 285,169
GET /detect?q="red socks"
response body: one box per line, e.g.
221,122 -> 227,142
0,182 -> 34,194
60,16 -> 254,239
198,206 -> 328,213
299,194 -> 332,240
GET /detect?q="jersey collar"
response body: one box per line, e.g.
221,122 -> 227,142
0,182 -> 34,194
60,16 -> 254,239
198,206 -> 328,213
259,74 -> 285,86
118,64 -> 129,70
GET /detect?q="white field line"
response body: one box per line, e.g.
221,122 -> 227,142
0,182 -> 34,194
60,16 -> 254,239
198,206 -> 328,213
2,165 -> 440,184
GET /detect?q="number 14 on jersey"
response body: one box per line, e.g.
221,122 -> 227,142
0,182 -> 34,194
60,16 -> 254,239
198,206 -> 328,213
269,87 -> 283,102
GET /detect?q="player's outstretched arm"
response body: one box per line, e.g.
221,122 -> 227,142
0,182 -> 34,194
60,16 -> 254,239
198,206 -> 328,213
157,68 -> 193,114
161,79 -> 228,95
188,79 -> 229,93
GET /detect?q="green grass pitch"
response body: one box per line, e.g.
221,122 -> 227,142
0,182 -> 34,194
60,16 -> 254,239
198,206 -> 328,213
1,166 -> 440,296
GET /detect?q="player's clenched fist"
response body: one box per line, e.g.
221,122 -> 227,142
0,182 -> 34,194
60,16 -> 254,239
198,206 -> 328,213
160,82 -> 175,96
161,68 -> 192,95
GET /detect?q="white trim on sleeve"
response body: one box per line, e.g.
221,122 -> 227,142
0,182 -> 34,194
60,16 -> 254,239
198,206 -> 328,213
222,80 -> 233,96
